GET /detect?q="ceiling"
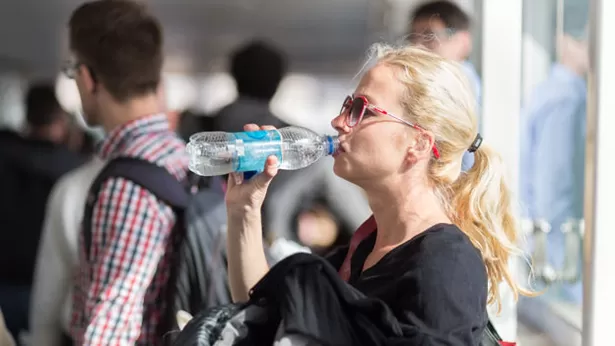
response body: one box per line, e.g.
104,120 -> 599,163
0,0 -> 391,78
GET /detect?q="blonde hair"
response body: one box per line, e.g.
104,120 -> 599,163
370,44 -> 532,311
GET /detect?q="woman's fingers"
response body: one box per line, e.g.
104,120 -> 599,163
244,124 -> 277,132
253,156 -> 279,189
232,172 -> 244,185
263,155 -> 279,178
243,124 -> 260,131
228,125 -> 279,191
226,172 -> 243,189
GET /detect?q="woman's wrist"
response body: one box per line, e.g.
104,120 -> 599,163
227,209 -> 263,234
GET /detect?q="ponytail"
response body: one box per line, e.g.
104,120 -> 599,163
449,145 -> 533,312
369,44 -> 535,310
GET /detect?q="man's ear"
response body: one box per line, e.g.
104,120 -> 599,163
176,310 -> 193,330
453,31 -> 472,60
79,65 -> 97,94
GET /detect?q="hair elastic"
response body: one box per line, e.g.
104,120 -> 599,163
468,133 -> 483,153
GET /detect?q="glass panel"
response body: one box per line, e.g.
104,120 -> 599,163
582,1 -> 615,342
519,0 -> 588,335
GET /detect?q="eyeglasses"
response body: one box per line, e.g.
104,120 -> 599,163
410,28 -> 456,41
61,56 -> 91,80
61,58 -> 80,79
339,95 -> 440,159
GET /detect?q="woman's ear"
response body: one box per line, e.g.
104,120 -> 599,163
409,131 -> 435,160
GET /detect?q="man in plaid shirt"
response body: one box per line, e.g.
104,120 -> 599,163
65,1 -> 187,344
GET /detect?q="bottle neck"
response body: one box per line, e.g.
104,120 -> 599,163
324,135 -> 339,156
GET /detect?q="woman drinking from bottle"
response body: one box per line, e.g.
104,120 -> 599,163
223,44 -> 531,345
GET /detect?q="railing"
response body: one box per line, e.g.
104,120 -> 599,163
522,218 -> 584,285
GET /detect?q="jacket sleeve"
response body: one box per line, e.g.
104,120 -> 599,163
324,245 -> 349,271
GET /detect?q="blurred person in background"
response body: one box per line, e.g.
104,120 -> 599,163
29,156 -> 106,346
210,40 -> 348,250
211,40 -> 289,132
520,30 -> 588,304
291,195 -> 353,255
408,0 -> 480,171
64,122 -> 98,155
177,109 -> 214,142
209,40 -> 371,250
0,83 -> 85,341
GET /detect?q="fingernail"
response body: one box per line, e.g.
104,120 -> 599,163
232,173 -> 243,185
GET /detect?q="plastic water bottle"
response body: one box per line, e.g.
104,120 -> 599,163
186,126 -> 339,176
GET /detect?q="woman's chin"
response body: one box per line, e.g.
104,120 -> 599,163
333,158 -> 351,180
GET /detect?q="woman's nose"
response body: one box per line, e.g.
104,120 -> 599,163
330,113 -> 349,133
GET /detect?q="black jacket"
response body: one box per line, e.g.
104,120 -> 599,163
0,130 -> 85,285
172,253 -> 503,346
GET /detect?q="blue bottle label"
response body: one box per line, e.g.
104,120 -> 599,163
232,130 -> 283,172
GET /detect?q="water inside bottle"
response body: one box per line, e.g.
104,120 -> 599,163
232,130 -> 283,172
186,127 -> 338,176
187,141 -> 236,176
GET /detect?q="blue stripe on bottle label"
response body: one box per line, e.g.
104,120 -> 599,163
232,130 -> 283,172
326,136 -> 334,155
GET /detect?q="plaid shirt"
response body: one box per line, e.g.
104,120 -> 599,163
70,114 -> 188,345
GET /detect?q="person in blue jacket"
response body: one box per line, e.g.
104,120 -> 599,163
520,32 -> 588,304
408,0 -> 481,171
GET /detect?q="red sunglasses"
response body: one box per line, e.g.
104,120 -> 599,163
339,95 -> 440,159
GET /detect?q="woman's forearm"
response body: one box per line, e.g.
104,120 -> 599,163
226,211 -> 270,302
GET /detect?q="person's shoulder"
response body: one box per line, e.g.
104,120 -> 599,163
119,130 -> 188,178
395,224 -> 489,344
71,156 -> 106,179
53,157 -> 106,201
411,224 -> 485,276
396,224 -> 488,306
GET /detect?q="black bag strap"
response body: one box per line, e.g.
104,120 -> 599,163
482,319 -> 504,345
83,156 -> 190,260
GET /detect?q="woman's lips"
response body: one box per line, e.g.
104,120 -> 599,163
333,144 -> 346,157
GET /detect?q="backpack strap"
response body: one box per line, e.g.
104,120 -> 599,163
482,319 -> 508,346
83,156 -> 190,260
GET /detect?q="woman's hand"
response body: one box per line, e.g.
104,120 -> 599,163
225,124 -> 278,302
225,124 -> 280,217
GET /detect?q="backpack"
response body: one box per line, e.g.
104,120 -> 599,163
82,156 -> 232,342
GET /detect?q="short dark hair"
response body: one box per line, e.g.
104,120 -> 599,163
411,1 -> 471,32
25,83 -> 64,127
68,0 -> 163,102
230,40 -> 287,101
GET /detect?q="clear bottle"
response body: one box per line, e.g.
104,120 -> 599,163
186,126 -> 339,176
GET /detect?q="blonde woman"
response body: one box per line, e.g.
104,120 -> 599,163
224,45 -> 530,344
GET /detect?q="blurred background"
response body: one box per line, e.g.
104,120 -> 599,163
0,0 -> 612,345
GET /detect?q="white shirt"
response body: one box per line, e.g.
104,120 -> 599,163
29,157 -> 105,346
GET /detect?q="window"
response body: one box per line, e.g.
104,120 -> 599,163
517,0 -> 588,343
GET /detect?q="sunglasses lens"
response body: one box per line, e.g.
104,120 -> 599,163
340,96 -> 352,116
348,98 -> 365,126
